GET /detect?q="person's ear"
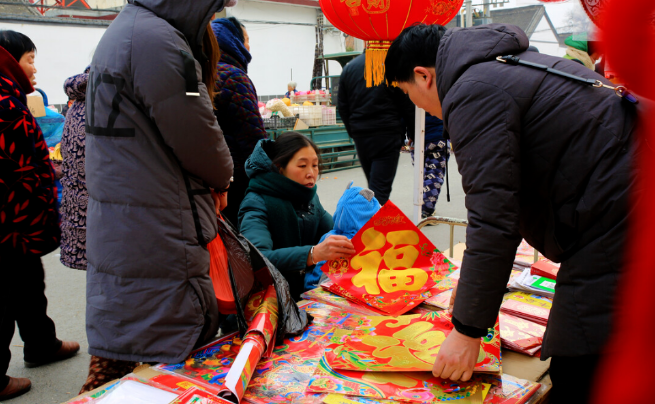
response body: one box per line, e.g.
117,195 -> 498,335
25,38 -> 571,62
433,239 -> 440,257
413,66 -> 433,89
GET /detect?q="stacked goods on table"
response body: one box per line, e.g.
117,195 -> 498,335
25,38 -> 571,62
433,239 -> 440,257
322,106 -> 337,126
64,202 -> 547,404
290,90 -> 331,104
513,240 -> 543,270
70,301 -> 534,403
498,312 -> 546,357
291,105 -> 324,127
497,292 -> 552,357
508,260 -> 559,298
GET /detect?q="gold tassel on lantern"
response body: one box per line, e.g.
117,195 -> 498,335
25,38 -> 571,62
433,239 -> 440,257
365,40 -> 393,87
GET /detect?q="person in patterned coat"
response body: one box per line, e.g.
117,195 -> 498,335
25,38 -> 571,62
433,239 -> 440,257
211,17 -> 267,227
59,67 -> 90,270
0,30 -> 79,401
410,113 -> 450,219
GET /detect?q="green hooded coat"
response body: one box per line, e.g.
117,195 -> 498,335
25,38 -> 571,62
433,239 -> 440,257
238,139 -> 333,300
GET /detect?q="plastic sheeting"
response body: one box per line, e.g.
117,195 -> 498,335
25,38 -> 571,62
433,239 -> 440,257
215,218 -> 310,340
35,108 -> 65,147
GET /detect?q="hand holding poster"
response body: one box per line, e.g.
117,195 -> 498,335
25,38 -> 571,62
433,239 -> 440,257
321,201 -> 455,316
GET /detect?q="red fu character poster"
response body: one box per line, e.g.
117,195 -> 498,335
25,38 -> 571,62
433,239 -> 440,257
321,201 -> 451,316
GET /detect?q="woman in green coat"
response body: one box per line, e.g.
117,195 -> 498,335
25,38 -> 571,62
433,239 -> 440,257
239,133 -> 356,300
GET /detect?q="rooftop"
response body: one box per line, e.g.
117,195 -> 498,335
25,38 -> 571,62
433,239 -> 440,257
444,4 -> 557,38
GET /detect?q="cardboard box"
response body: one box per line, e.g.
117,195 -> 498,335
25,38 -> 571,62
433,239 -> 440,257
26,94 -> 46,118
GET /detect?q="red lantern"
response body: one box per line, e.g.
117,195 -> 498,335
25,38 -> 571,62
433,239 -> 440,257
580,0 -> 606,24
320,0 -> 463,86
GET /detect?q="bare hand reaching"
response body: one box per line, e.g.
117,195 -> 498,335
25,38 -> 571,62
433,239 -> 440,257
311,235 -> 356,264
432,329 -> 480,381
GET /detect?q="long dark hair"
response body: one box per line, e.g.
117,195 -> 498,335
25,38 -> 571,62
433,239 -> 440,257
202,23 -> 220,107
0,30 -> 36,62
268,132 -> 322,174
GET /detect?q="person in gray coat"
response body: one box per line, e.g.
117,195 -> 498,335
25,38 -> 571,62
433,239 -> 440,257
82,0 -> 235,389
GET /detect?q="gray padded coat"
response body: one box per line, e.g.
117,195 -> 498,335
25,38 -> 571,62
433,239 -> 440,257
85,0 -> 233,363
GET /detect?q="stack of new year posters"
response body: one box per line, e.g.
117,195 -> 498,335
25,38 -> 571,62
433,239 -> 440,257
150,301 -> 539,404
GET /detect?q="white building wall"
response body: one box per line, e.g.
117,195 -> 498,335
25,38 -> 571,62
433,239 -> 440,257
1,1 -> 344,104
0,22 -> 105,105
228,0 -> 345,96
528,16 -> 563,57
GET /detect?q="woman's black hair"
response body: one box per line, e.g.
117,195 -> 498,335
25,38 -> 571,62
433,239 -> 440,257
385,24 -> 446,84
268,132 -> 322,174
227,16 -> 246,44
0,30 -> 36,63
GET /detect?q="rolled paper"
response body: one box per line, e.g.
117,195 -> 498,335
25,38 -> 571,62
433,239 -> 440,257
217,285 -> 279,403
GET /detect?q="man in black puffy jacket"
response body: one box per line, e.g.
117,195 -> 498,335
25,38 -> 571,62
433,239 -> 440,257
338,53 -> 415,205
385,24 -> 638,404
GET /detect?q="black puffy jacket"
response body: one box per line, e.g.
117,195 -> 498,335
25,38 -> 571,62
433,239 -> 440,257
338,54 -> 415,138
440,25 -> 638,358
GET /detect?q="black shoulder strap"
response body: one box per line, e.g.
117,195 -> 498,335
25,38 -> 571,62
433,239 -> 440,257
496,55 -> 638,104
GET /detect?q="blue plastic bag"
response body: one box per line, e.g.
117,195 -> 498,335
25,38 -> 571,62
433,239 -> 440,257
35,108 -> 65,148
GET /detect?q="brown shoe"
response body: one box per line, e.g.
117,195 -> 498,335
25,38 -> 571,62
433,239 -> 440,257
24,340 -> 80,368
0,377 -> 31,400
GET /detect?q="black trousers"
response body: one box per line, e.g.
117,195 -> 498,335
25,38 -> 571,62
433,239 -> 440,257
353,135 -> 403,206
1,253 -> 61,390
549,354 -> 600,404
221,169 -> 249,229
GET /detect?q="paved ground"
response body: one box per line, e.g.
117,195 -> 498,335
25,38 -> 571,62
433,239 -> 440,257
3,153 -> 468,404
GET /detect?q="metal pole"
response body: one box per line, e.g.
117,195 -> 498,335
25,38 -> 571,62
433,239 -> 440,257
465,0 -> 473,28
413,106 -> 426,225
534,249 -> 539,263
449,225 -> 455,258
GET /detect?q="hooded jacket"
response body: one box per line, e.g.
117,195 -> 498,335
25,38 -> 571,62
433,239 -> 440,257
304,182 -> 381,290
0,46 -> 60,258
238,140 -> 333,300
438,25 -> 637,358
85,0 -> 234,363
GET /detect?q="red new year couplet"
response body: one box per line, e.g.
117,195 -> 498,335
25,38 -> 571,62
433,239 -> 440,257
321,201 -> 451,316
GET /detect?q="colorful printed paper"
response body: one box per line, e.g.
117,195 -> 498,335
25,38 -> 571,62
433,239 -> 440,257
322,393 -> 396,404
508,268 -> 555,298
321,201 -> 452,316
498,312 -> 545,357
302,284 -> 387,316
514,240 -> 542,266
308,357 -> 482,403
477,374 -> 541,404
422,269 -> 460,310
428,268 -> 460,294
174,387 -> 228,403
148,373 -> 223,394
500,292 -> 552,326
422,289 -> 452,310
243,302 -> 370,404
155,333 -> 241,394
530,259 -> 560,280
325,312 -> 501,373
